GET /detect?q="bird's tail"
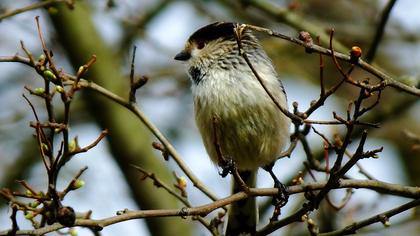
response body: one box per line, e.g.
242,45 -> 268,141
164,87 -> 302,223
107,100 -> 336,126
226,170 -> 257,235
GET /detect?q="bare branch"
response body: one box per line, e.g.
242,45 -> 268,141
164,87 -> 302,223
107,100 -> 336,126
72,79 -> 221,202
234,24 -> 303,124
2,179 -> 419,235
319,198 -> 420,236
69,130 -> 108,155
130,165 -> 216,233
242,24 -> 420,96
59,166 -> 88,198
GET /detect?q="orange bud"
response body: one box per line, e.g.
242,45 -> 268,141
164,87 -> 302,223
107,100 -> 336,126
350,46 -> 362,58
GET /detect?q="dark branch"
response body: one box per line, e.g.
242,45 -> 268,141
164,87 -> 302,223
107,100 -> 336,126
365,0 -> 398,62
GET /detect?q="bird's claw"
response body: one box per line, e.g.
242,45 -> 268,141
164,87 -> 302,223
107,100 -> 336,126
218,158 -> 235,178
269,181 -> 289,221
273,180 -> 289,208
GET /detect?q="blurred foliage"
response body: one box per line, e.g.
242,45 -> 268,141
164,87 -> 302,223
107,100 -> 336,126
0,0 -> 419,235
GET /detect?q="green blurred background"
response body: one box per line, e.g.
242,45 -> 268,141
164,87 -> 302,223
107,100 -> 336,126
0,0 -> 419,235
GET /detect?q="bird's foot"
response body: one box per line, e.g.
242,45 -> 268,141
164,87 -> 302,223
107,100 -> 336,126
218,158 -> 235,178
263,163 -> 289,221
270,180 -> 289,222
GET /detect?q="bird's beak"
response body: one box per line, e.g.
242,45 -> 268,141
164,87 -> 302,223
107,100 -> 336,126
174,50 -> 191,61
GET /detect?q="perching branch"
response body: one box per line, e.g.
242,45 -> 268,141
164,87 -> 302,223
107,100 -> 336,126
2,179 -> 418,235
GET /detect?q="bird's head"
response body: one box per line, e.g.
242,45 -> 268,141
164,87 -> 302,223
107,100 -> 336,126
174,22 -> 260,68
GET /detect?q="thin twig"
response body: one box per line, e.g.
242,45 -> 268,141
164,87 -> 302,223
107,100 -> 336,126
59,167 -> 88,198
22,94 -> 51,170
69,55 -> 97,97
22,94 -> 40,124
325,188 -> 353,211
20,41 -> 35,65
242,23 -> 420,96
69,130 -> 108,155
70,79 -> 221,202
277,137 -> 298,160
130,165 -> 216,234
233,24 -> 303,124
15,180 -> 38,196
131,165 -> 191,207
319,198 -> 420,236
343,149 -> 377,180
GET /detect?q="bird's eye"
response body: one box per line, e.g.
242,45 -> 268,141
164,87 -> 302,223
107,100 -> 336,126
197,41 -> 206,49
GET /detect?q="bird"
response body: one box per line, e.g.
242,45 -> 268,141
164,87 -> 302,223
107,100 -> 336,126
174,22 -> 291,235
